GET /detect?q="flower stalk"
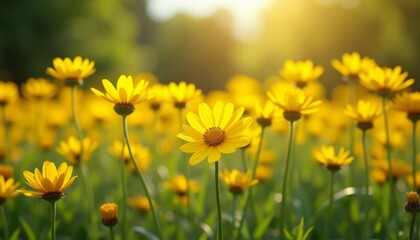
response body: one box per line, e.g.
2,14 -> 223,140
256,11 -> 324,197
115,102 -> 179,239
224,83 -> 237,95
215,161 -> 223,240
362,129 -> 370,239
51,201 -> 57,240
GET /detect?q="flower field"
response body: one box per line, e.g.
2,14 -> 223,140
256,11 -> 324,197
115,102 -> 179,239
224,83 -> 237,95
0,53 -> 419,240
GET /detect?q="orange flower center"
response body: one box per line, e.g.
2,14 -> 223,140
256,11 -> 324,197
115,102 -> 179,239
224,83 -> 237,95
203,127 -> 226,147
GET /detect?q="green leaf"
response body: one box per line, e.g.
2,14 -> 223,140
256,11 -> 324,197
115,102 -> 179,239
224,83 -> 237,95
19,218 -> 37,240
253,214 -> 274,239
134,226 -> 159,240
9,229 -> 21,240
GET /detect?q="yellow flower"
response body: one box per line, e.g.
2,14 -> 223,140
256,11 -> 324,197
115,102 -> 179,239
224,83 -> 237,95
393,91 -> 420,122
0,165 -> 14,180
100,203 -> 118,227
178,101 -> 252,165
220,169 -> 258,195
91,75 -> 152,116
407,172 -> 420,191
168,81 -> 202,109
404,191 -> 420,213
57,136 -> 98,165
0,81 -> 18,106
255,101 -> 282,127
279,59 -> 324,88
128,196 -> 154,213
331,52 -> 376,80
226,75 -> 262,95
313,146 -> 353,171
18,161 -> 77,202
109,140 -> 151,173
267,88 -> 321,122
371,159 -> 411,185
163,175 -> 199,197
0,176 -> 20,202
256,165 -> 273,182
148,84 -> 170,111
21,78 -> 58,100
344,100 -> 382,130
46,56 -> 95,86
359,66 -> 414,97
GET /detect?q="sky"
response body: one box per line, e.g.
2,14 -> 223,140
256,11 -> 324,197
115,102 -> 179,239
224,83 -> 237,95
146,0 -> 272,40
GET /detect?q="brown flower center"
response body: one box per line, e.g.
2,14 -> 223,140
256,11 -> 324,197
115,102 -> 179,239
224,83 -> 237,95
203,127 -> 226,147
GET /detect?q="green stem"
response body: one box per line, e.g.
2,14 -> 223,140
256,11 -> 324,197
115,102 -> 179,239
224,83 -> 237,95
381,96 -> 395,221
80,163 -> 98,240
1,204 -> 9,240
119,146 -> 127,240
215,161 -> 223,240
232,194 -> 237,233
412,119 -> 418,190
122,116 -> 163,240
324,170 -> 335,239
235,188 -> 252,240
279,120 -> 295,240
71,86 -> 84,142
252,127 -> 265,178
51,201 -> 56,240
241,148 -> 248,172
362,129 -> 370,239
110,226 -> 116,240
347,80 -> 356,187
410,213 -> 417,240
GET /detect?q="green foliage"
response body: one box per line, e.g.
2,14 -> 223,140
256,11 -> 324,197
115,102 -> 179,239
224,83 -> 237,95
284,218 -> 313,240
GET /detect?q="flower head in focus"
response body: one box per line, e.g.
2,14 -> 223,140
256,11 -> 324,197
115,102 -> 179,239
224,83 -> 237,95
344,100 -> 382,130
100,203 -> 118,227
46,56 -> 95,87
313,145 -> 353,171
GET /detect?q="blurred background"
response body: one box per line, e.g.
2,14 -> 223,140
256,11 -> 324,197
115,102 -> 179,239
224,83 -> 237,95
1,0 -> 419,92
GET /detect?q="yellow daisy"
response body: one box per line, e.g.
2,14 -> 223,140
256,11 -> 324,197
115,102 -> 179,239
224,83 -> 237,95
279,59 -> 324,88
344,100 -> 382,130
359,66 -> 414,97
18,161 -> 77,202
57,136 -> 98,165
255,101 -> 283,127
0,176 -> 20,202
393,91 -> 420,122
0,81 -> 18,106
267,88 -> 321,122
0,165 -> 14,180
46,56 -> 95,86
21,78 -> 58,100
313,146 -> 353,171
163,175 -> 200,197
220,169 -> 258,195
178,101 -> 252,165
128,196 -> 154,213
331,52 -> 376,80
168,81 -> 202,109
100,203 -> 118,227
91,75 -> 153,116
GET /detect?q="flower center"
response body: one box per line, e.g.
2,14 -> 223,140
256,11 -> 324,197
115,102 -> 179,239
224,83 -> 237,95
203,127 -> 226,147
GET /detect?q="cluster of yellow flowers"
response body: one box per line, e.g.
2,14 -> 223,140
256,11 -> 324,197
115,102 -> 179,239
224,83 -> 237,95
0,52 -> 418,239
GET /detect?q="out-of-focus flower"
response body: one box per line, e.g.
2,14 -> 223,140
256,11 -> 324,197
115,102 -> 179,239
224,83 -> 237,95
18,161 -> 77,202
393,91 -> 420,122
373,129 -> 406,150
404,191 -> 420,214
0,165 -> 13,179
267,88 -> 321,122
39,129 -> 57,150
331,52 -> 376,81
0,81 -> 18,106
0,176 -> 20,203
21,78 -> 58,100
91,75 -> 152,116
313,146 -> 353,171
371,159 -> 411,185
164,175 -> 199,197
220,169 -> 258,195
148,84 -> 170,111
359,66 -> 414,97
46,56 -> 95,86
279,60 -> 324,88
168,81 -> 202,109
100,203 -> 118,227
344,100 -> 382,130
57,136 -> 98,165
128,196 -> 154,213
43,102 -> 71,129
407,172 -> 420,191
256,165 -> 273,182
255,101 -> 282,127
178,101 -> 252,165
109,140 -> 151,173
226,75 -> 262,95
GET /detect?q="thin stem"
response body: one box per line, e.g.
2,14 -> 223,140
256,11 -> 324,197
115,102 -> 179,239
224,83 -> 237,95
252,127 -> 266,178
381,96 -> 395,221
71,86 -> 84,142
51,201 -> 56,240
122,116 -> 163,239
1,204 -> 9,240
241,148 -> 248,172
232,194 -> 237,234
80,163 -> 98,240
412,119 -> 418,190
347,79 -> 356,187
324,170 -> 335,239
119,146 -> 127,240
279,120 -> 295,240
215,161 -> 223,240
410,213 -> 417,240
109,226 -> 116,240
362,129 -> 370,239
